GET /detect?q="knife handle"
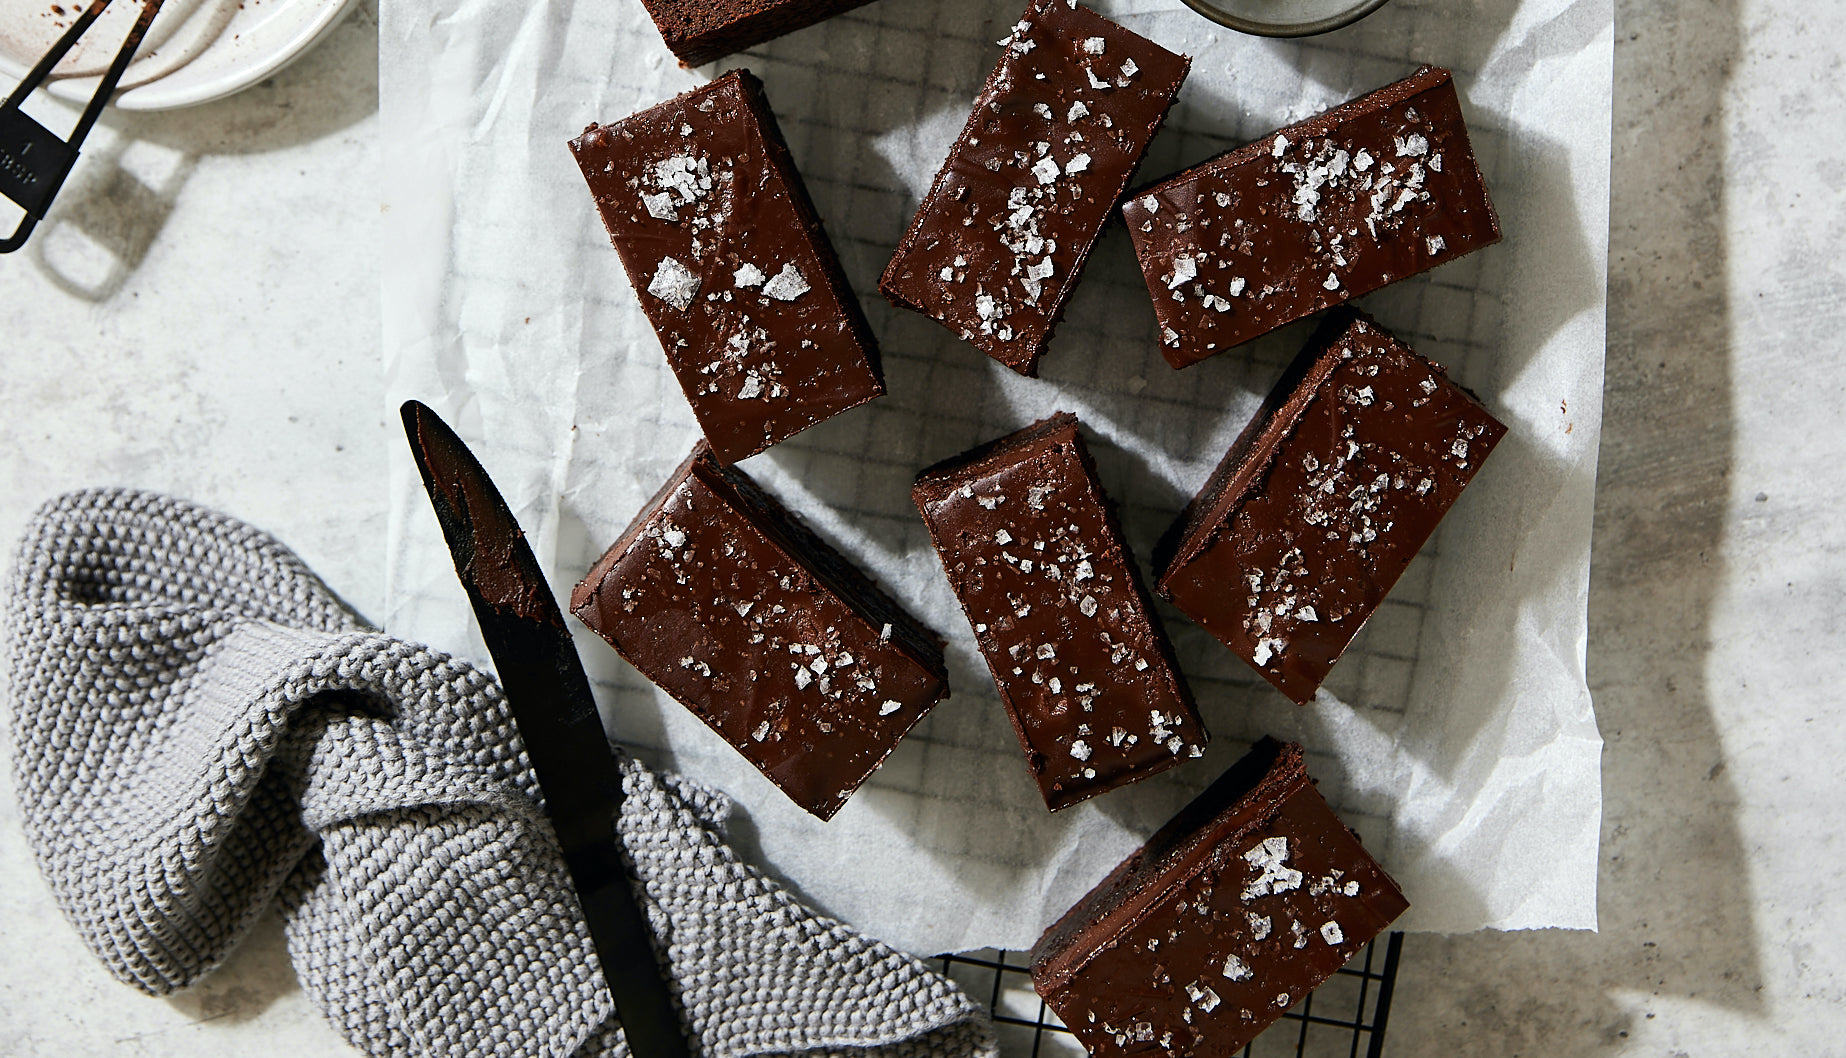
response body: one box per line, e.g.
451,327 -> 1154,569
564,838 -> 692,1058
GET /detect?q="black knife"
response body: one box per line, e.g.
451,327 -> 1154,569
401,399 -> 689,1058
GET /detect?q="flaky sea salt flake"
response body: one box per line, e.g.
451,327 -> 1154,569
1247,912 -> 1271,939
647,257 -> 700,310
1165,254 -> 1197,289
641,191 -> 679,222
762,263 -> 811,301
1241,836 -> 1304,900
1185,981 -> 1221,1013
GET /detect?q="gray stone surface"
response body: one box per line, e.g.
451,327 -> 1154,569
3,0 -> 1844,1055
0,3 -> 382,1054
1390,2 -> 1846,1055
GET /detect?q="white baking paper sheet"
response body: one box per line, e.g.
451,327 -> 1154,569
380,0 -> 1610,954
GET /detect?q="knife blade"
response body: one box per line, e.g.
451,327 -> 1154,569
401,399 -> 689,1058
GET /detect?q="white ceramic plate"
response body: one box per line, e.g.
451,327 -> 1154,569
1179,0 -> 1395,37
0,0 -> 354,112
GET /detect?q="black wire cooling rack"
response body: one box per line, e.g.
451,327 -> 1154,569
937,933 -> 1405,1058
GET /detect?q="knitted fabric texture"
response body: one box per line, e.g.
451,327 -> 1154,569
4,489 -> 997,1058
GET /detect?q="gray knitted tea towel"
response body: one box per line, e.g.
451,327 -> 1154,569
4,489 -> 997,1058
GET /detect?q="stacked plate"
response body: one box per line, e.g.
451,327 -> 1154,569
0,0 -> 355,110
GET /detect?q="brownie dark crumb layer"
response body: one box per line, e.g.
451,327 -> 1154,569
1031,738 -> 1304,985
1152,333 -> 1326,576
637,0 -> 881,67
718,459 -> 944,678
1124,65 -> 1499,368
914,413 -> 1204,811
1031,738 -> 1408,1058
1158,309 -> 1507,704
571,443 -> 947,820
880,0 -> 1189,376
569,70 -> 882,465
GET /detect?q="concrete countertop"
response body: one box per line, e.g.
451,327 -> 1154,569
1,0 -> 1841,1054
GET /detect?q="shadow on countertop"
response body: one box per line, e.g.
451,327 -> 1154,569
135,0 -> 1759,1039
1386,0 -> 1766,1052
22,0 -> 379,302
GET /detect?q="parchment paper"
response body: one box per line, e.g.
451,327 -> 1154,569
381,0 -> 1610,955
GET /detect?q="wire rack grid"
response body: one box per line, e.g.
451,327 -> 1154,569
938,933 -> 1404,1058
